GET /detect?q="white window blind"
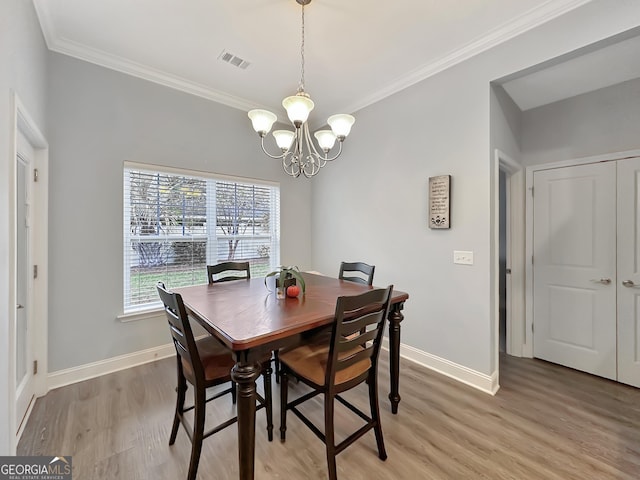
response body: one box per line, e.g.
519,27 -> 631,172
123,164 -> 280,313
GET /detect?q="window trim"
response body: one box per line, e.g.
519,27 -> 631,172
124,161 -> 280,189
117,307 -> 164,323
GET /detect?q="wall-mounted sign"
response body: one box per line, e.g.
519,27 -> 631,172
429,175 -> 451,229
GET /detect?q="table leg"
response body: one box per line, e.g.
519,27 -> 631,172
231,360 -> 261,480
388,301 -> 405,414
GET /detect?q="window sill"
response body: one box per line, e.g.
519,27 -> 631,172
117,307 -> 164,323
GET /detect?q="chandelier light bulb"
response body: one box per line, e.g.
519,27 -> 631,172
327,114 -> 355,140
314,130 -> 336,152
273,130 -> 295,151
248,109 -> 277,136
282,94 -> 315,127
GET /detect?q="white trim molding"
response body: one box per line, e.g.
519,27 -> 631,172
383,338 -> 499,396
117,307 -> 164,323
49,337 -> 500,396
47,343 -> 176,391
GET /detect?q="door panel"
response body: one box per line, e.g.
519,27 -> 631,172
533,162 -> 616,379
617,158 -> 640,387
16,159 -> 28,385
15,133 -> 35,432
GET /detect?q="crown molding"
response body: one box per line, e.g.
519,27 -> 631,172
33,0 -> 591,115
52,36 -> 269,112
341,0 -> 593,115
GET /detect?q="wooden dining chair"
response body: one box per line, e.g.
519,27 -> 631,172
156,282 -> 273,480
207,261 -> 250,284
338,261 -> 375,286
206,260 -> 280,391
279,286 -> 393,480
207,261 -> 282,392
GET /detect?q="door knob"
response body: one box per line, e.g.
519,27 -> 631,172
590,278 -> 612,285
622,280 -> 636,287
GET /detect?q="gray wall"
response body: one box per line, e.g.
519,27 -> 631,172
47,53 -> 312,372
311,0 -> 640,376
522,76 -> 640,166
491,84 -> 523,163
0,0 -> 48,455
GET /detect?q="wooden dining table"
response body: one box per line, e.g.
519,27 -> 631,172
174,272 -> 409,480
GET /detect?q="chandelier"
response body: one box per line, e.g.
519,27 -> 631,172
248,0 -> 355,178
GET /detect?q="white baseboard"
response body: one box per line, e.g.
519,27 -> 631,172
47,343 -> 176,391
382,338 -> 499,395
47,337 -> 499,395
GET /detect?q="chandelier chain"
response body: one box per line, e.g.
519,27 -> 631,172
298,4 -> 305,93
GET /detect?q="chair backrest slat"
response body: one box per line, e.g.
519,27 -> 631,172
338,261 -> 375,286
326,286 -> 392,385
337,329 -> 378,353
157,282 -> 204,380
334,348 -> 373,373
207,261 -> 251,284
339,312 -> 380,337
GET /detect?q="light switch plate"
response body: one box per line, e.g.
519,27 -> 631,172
453,250 -> 474,265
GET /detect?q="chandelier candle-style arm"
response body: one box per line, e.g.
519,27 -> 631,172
247,0 -> 355,178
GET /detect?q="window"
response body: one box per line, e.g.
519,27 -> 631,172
123,163 -> 280,313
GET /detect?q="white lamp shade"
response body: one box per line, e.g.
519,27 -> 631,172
282,95 -> 314,125
327,114 -> 355,138
273,130 -> 295,150
248,109 -> 277,134
314,130 -> 336,151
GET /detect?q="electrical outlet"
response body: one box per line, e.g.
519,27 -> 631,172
453,250 -> 474,265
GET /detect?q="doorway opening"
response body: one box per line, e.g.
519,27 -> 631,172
495,150 -> 526,365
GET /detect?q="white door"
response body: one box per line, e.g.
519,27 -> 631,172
533,162 -> 617,380
15,136 -> 35,433
617,157 -> 640,387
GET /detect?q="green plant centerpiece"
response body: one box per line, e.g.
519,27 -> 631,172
264,265 -> 306,299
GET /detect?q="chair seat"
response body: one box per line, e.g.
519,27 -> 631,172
279,342 -> 370,386
181,337 -> 235,383
182,337 -> 272,383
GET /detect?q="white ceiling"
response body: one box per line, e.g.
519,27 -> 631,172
32,0 -> 637,123
502,33 -> 640,110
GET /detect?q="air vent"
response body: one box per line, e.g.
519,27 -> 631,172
218,50 -> 251,70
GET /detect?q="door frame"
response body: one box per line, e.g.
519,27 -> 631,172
524,148 -> 640,359
494,150 -> 525,360
8,93 -> 48,450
